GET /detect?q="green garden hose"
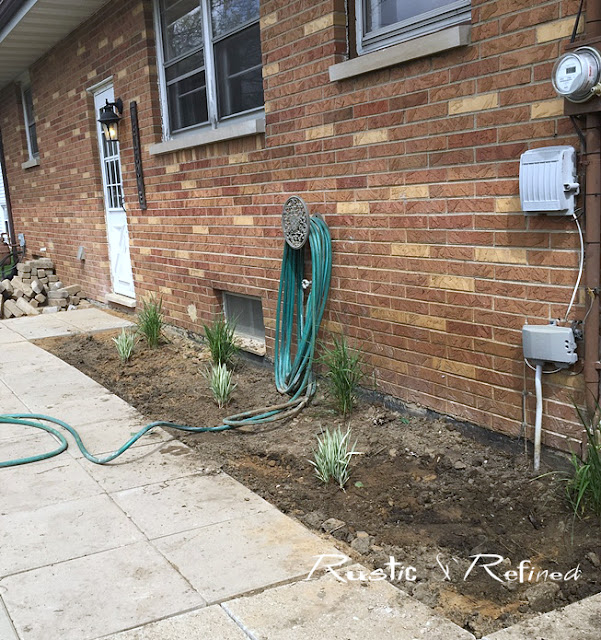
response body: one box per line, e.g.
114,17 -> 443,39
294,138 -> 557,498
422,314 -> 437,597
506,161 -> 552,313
0,215 -> 332,468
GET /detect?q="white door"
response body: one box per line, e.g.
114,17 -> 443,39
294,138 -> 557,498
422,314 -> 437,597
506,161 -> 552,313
94,85 -> 135,299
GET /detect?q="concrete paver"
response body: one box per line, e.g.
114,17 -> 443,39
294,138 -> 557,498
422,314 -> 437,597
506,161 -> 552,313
97,606 -> 249,640
223,563 -> 475,640
81,441 -> 210,492
58,307 -> 133,333
0,323 -> 24,344
0,454 -> 102,514
154,507 -> 342,604
2,314 -> 80,340
0,596 -> 18,640
0,494 -> 143,576
483,592 -> 601,640
1,541 -> 206,640
111,473 -> 272,539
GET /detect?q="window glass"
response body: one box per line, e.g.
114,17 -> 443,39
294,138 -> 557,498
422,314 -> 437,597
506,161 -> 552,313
161,0 -> 203,61
22,86 -> 38,157
156,0 -> 263,135
365,0 -> 457,32
211,0 -> 260,38
215,23 -> 264,118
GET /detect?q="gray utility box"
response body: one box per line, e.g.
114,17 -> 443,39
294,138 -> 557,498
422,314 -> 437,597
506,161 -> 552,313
522,324 -> 578,368
519,145 -> 579,215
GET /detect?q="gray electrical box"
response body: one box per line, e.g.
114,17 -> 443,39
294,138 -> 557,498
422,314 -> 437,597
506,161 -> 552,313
522,324 -> 578,368
519,146 -> 579,216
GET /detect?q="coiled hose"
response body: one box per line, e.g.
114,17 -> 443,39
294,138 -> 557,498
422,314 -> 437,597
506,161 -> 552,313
0,215 -> 332,467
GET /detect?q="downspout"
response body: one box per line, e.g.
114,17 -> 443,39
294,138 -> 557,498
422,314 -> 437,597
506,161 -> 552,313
0,127 -> 18,261
583,1 -> 601,415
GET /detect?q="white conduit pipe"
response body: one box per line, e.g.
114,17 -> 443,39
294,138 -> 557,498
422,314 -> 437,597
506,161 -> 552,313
534,364 -> 543,472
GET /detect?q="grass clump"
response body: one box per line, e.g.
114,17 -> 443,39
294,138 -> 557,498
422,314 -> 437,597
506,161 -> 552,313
205,362 -> 236,408
203,315 -> 238,367
136,296 -> 164,348
320,334 -> 365,416
309,426 -> 361,489
112,328 -> 136,363
566,404 -> 601,518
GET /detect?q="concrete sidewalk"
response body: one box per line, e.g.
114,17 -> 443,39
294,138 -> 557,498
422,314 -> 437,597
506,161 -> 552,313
0,309 -> 599,640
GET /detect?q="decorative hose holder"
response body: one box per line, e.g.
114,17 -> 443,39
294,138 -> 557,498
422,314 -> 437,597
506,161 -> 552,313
282,195 -> 310,249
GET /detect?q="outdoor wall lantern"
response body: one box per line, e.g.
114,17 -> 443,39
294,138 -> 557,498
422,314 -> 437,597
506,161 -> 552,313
98,98 -> 123,142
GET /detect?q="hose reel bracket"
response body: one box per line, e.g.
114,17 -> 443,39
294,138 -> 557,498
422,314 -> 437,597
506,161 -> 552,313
282,195 -> 310,249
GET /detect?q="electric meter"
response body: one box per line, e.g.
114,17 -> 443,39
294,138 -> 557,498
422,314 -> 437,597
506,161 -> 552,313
552,46 -> 601,103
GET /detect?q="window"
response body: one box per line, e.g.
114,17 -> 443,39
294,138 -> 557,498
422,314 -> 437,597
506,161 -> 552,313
356,0 -> 471,54
155,0 -> 264,137
223,292 -> 265,342
21,85 -> 39,159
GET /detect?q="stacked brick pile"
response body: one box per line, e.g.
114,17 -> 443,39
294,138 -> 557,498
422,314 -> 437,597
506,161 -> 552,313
0,258 -> 83,318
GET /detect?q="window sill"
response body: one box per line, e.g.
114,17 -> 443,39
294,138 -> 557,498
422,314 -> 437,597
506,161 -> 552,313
149,116 -> 266,156
329,25 -> 470,82
21,156 -> 40,169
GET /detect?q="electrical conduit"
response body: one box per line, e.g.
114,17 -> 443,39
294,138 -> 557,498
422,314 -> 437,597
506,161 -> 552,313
0,215 -> 332,467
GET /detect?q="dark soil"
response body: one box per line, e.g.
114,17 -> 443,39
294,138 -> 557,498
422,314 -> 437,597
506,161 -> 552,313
38,328 -> 601,638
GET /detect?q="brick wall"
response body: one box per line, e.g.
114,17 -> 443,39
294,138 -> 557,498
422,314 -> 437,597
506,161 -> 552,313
0,0 -> 590,453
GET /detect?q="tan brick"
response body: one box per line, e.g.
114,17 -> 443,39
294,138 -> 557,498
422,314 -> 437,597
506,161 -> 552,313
449,93 -> 498,115
98,38 -> 108,49
432,358 -> 476,379
429,275 -> 475,292
371,308 -> 446,331
234,216 -> 254,225
536,17 -> 582,43
262,62 -> 279,77
139,247 -> 151,255
165,164 -> 180,174
391,185 -> 430,199
337,202 -> 370,214
261,11 -> 278,28
495,197 -> 522,213
192,226 -> 209,234
391,243 -> 430,257
531,99 -> 563,119
174,251 -> 189,260
113,35 -> 124,48
353,130 -> 388,146
306,124 -> 334,140
229,153 -> 249,165
304,13 -> 344,36
475,248 -> 528,264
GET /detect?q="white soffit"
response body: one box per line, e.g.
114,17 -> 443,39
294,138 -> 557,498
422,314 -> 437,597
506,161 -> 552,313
0,0 -> 110,88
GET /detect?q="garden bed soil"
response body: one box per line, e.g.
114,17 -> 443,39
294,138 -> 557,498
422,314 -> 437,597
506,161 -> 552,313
38,328 -> 601,638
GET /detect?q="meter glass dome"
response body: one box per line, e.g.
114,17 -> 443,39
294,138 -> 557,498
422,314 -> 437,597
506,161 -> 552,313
553,54 -> 584,96
552,47 -> 601,103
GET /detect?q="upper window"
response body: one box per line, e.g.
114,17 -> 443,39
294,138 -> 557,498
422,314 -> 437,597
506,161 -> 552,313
21,85 -> 39,159
155,0 -> 264,137
356,0 -> 471,54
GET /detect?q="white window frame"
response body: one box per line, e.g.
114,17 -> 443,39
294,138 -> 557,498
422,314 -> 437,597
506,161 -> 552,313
20,76 -> 39,162
356,0 -> 471,55
152,0 -> 264,142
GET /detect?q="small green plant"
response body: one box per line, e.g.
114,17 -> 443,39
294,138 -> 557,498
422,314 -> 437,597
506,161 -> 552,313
203,315 -> 239,367
136,295 -> 164,348
112,328 -> 136,363
320,334 -> 365,416
566,404 -> 601,518
309,426 -> 361,489
205,362 -> 236,408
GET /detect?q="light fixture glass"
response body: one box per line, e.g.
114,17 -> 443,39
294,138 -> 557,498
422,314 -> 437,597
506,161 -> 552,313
98,98 -> 123,142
